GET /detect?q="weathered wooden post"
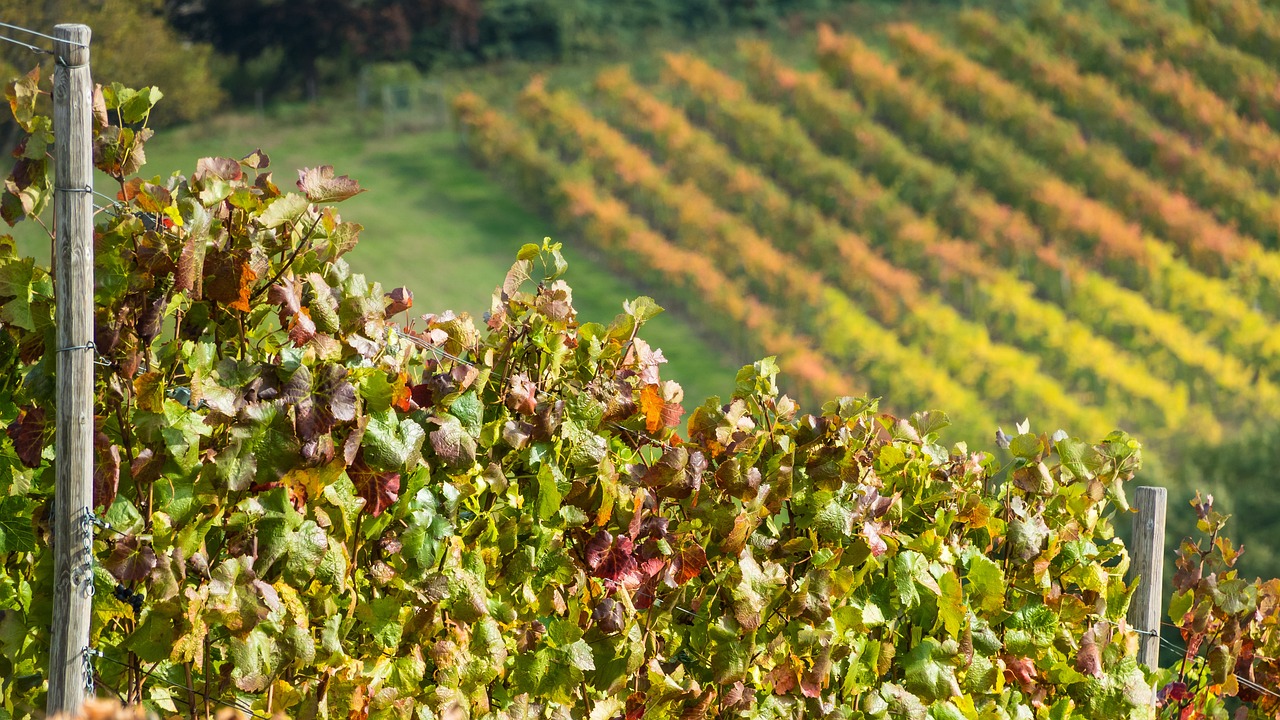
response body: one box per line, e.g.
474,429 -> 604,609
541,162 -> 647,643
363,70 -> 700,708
1126,485 -> 1167,672
47,22 -> 96,715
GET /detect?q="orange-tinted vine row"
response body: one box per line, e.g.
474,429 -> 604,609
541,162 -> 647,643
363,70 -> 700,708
815,26 -> 1280,383
517,78 -> 1103,436
740,41 -> 1279,424
1028,1 -> 1280,192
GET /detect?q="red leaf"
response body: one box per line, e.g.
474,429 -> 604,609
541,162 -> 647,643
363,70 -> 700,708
350,455 -> 400,517
287,308 -> 317,347
1003,654 -> 1037,691
585,529 -> 642,587
268,282 -> 301,315
194,157 -> 244,183
770,657 -> 798,694
105,535 -> 157,582
1075,636 -> 1102,677
863,520 -> 889,557
385,287 -> 413,317
674,543 -> 707,585
95,444 -> 121,510
6,407 -> 45,468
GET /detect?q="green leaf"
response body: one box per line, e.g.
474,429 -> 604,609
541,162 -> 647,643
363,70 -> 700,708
902,639 -> 961,702
536,462 -> 564,521
365,595 -> 404,649
449,390 -> 484,437
909,410 -> 950,442
0,257 -> 50,331
0,496 -> 34,552
1009,432 -> 1043,459
259,193 -> 310,229
363,409 -> 425,472
964,549 -> 1006,615
623,296 -> 663,324
230,626 -> 277,692
937,570 -> 964,638
562,639 -> 596,672
123,608 -> 178,662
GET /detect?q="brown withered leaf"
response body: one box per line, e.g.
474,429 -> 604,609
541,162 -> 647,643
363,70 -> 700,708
130,447 -> 165,485
297,165 -> 365,203
506,373 -> 537,416
240,148 -> 270,170
204,249 -> 257,312
193,156 -> 243,183
719,513 -> 754,556
91,84 -> 108,131
175,233 -> 205,296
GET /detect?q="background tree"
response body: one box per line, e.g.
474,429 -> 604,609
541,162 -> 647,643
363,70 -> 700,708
0,0 -> 222,145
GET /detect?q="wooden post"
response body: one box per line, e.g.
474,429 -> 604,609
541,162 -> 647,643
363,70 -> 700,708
47,23 -> 95,715
1126,486 -> 1167,672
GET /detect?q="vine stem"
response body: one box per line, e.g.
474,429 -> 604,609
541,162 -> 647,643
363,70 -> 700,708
184,662 -> 196,720
203,634 -> 211,720
250,212 -> 324,302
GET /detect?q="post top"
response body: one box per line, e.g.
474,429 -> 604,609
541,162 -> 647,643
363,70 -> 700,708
53,24 -> 90,67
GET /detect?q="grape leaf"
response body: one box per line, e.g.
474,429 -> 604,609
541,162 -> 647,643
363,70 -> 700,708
297,166 -> 366,203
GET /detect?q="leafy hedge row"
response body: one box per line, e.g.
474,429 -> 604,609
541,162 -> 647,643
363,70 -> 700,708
885,22 -> 1280,301
1028,1 -> 1280,193
1105,0 -> 1280,131
1187,0 -> 1280,70
814,26 -> 1280,388
601,56 -> 1190,437
954,10 -> 1280,249
737,41 -> 1278,426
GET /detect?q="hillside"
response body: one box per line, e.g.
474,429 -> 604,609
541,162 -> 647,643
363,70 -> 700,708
450,0 -> 1280,574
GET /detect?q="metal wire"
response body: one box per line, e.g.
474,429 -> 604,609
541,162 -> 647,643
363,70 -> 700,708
1157,624 -> 1280,701
91,652 -> 271,720
0,21 -> 88,47
0,34 -> 51,55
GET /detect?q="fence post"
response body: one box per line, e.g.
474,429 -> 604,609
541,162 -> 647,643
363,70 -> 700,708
47,22 -> 95,715
1126,485 -> 1167,672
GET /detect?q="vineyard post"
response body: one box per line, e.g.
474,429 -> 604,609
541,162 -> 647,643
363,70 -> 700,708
1126,485 -> 1167,673
47,22 -> 95,715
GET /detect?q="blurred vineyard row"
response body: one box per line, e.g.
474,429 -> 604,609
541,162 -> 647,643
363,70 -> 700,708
451,0 -> 1280,456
